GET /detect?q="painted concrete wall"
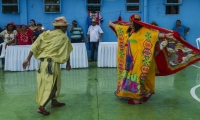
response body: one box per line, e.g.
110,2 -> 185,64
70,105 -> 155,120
0,0 -> 199,47
147,0 -> 200,47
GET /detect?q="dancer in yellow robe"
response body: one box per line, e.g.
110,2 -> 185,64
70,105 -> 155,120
109,14 -> 174,104
23,16 -> 73,115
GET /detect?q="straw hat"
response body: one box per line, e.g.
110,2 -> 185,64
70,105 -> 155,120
52,16 -> 69,26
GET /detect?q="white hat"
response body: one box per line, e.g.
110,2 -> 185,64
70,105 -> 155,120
52,16 -> 69,26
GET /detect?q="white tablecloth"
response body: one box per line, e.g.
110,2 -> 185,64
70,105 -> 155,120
60,43 -> 88,69
97,42 -> 118,67
5,43 -> 88,71
4,45 -> 38,71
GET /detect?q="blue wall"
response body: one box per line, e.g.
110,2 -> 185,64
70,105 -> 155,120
0,0 -> 199,47
147,0 -> 200,47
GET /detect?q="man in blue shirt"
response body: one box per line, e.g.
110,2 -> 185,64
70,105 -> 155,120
173,20 -> 190,40
70,20 -> 84,43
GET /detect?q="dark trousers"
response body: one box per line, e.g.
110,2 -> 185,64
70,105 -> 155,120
90,42 -> 99,60
71,38 -> 83,43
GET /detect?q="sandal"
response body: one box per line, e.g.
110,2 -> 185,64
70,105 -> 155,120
143,91 -> 154,102
51,102 -> 65,107
128,99 -> 143,104
37,107 -> 50,115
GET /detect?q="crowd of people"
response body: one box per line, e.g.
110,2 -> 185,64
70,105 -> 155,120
0,20 -> 45,46
0,17 -> 190,62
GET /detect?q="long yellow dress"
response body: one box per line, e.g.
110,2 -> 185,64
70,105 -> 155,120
115,25 -> 158,100
31,29 -> 73,106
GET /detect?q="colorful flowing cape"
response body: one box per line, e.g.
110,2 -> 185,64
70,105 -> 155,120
111,20 -> 200,76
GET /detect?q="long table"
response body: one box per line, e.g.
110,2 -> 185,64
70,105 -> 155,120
4,43 -> 88,71
97,42 -> 118,67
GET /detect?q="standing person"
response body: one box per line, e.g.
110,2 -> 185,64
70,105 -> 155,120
70,20 -> 84,43
173,20 -> 190,40
22,16 -> 73,115
0,22 -> 17,44
87,19 -> 103,62
108,14 -> 174,104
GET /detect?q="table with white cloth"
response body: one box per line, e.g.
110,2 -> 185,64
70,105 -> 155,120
97,42 -> 118,67
5,43 -> 88,71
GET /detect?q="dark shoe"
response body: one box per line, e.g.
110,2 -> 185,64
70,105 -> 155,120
51,102 -> 65,107
143,91 -> 154,102
89,59 -> 94,62
128,99 -> 142,104
37,107 -> 50,115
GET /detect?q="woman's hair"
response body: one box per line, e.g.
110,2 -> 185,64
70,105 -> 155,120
133,22 -> 142,32
126,27 -> 132,33
6,23 -> 16,31
30,19 -> 36,26
151,21 -> 158,26
20,24 -> 28,30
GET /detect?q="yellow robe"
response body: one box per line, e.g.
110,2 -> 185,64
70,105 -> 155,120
31,29 -> 73,106
115,25 -> 158,100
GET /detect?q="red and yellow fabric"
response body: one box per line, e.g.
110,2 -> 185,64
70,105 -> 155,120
112,15 -> 200,100
115,25 -> 158,100
132,20 -> 200,76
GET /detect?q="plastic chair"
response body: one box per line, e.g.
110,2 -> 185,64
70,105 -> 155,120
196,38 -> 200,49
0,43 -> 6,68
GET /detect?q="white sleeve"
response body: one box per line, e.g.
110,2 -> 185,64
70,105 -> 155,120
87,26 -> 91,34
0,30 -> 6,37
98,26 -> 103,33
13,30 -> 17,36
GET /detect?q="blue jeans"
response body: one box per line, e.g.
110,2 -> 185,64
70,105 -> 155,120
90,42 -> 99,60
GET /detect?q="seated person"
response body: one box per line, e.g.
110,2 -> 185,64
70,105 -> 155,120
6,25 -> 33,46
0,22 -> 17,44
33,23 -> 44,42
70,20 -> 84,43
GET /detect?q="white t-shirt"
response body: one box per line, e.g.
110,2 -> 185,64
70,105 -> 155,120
0,30 -> 17,43
87,25 -> 103,42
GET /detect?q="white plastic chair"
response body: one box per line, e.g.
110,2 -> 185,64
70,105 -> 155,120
0,43 -> 6,68
196,38 -> 200,49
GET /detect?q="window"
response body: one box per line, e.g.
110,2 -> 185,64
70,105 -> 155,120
165,0 -> 181,14
86,0 -> 101,12
126,0 -> 140,12
2,0 -> 19,13
166,0 -> 181,4
127,0 -> 140,3
87,0 -> 101,4
87,6 -> 101,12
166,5 -> 179,14
44,0 -> 61,13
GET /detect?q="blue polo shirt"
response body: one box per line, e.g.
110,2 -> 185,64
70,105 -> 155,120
173,25 -> 188,39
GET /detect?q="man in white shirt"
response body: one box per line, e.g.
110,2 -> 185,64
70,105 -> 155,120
87,19 -> 103,62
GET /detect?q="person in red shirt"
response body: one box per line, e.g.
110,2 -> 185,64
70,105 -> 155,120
15,25 -> 33,45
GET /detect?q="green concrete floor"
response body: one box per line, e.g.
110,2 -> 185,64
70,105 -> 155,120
0,62 -> 200,120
